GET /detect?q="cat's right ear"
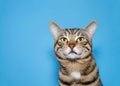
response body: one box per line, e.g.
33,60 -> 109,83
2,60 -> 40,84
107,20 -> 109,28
84,20 -> 97,39
49,22 -> 62,40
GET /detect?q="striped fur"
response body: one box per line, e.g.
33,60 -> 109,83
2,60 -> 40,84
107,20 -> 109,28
49,21 -> 102,86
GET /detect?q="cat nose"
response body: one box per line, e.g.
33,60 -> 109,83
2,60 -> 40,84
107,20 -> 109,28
69,43 -> 75,49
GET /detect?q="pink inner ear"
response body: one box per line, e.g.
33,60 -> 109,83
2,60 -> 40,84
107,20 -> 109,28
89,27 -> 96,35
85,21 -> 97,38
49,22 -> 62,40
50,24 -> 58,34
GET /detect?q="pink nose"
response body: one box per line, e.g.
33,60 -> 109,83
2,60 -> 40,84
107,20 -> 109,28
69,43 -> 75,49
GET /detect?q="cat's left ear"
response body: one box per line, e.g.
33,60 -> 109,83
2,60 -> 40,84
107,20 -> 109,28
49,22 -> 62,40
85,20 -> 97,39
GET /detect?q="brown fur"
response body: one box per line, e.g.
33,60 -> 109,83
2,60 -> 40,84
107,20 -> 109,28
49,21 -> 102,86
57,54 -> 102,86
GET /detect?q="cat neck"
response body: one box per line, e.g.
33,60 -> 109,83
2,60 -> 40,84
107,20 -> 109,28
58,53 -> 95,73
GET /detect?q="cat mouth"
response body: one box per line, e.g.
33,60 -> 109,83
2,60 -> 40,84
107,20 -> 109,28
69,50 -> 77,54
63,50 -> 82,56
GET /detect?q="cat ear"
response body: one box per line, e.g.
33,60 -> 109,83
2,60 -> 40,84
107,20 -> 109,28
49,22 -> 62,40
85,20 -> 97,39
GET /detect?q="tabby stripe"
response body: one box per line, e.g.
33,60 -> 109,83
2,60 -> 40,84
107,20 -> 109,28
60,65 -> 69,75
77,31 -> 81,36
80,59 -> 93,75
82,63 -> 96,75
73,29 -> 79,34
59,78 -> 71,85
65,29 -> 71,34
77,73 -> 99,85
82,53 -> 92,60
54,41 -> 58,47
82,41 -> 91,51
84,46 -> 90,51
71,29 -> 76,34
56,53 -> 64,60
55,41 -> 63,52
55,41 -> 62,46
88,62 -> 97,74
56,46 -> 62,52
86,39 -> 92,48
81,76 -> 99,85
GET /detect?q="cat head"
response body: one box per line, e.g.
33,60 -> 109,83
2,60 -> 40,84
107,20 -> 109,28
49,21 -> 97,60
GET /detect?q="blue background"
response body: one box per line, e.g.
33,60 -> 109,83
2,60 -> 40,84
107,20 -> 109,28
0,0 -> 120,86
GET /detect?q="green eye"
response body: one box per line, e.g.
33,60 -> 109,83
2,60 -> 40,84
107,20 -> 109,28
61,37 -> 68,42
77,37 -> 84,42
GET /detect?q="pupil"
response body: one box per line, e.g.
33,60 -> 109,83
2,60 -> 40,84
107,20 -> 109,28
80,38 -> 82,41
63,38 -> 66,41
79,37 -> 83,41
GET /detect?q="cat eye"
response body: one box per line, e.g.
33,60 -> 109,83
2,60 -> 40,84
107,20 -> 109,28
76,37 -> 84,42
60,37 -> 68,42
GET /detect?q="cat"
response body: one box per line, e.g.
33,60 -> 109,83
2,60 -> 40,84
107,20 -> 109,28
49,21 -> 102,86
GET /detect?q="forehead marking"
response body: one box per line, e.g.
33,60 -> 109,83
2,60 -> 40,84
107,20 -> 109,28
65,29 -> 80,35
73,29 -> 79,34
65,29 -> 71,34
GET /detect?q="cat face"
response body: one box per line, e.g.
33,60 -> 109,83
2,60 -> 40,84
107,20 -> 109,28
49,21 -> 97,60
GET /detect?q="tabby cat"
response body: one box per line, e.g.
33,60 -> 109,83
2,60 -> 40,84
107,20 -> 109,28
49,21 -> 102,86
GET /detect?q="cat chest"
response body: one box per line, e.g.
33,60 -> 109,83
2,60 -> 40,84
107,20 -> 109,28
70,71 -> 81,79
